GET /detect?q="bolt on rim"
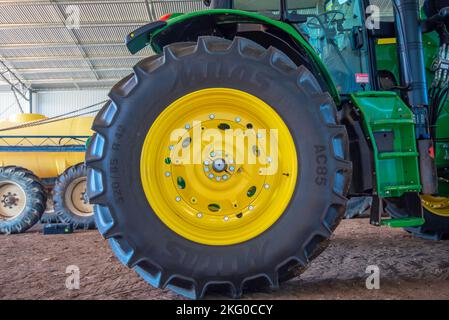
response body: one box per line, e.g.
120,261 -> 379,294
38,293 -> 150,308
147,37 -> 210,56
0,181 -> 27,221
140,88 -> 298,245
64,177 -> 94,217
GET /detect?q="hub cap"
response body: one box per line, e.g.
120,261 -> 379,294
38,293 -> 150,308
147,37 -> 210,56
0,181 -> 26,221
64,177 -> 94,217
141,88 -> 298,245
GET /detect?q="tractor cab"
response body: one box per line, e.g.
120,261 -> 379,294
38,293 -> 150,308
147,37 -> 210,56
211,0 -> 372,93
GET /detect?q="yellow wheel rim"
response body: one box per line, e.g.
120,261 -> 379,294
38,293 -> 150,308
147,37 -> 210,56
140,88 -> 298,245
421,195 -> 449,217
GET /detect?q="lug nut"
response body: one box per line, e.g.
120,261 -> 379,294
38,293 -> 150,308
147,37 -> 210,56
169,145 -> 174,150
224,216 -> 229,221
185,124 -> 190,129
197,213 -> 203,218
248,205 -> 254,211
229,166 -> 235,171
264,184 -> 270,189
235,117 -> 241,123
165,172 -> 171,177
222,175 -> 228,180
175,196 -> 181,202
208,173 -> 214,179
216,176 -> 221,182
209,114 -> 215,119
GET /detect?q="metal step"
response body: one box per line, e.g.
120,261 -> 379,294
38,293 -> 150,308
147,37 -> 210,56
381,217 -> 425,228
378,151 -> 419,159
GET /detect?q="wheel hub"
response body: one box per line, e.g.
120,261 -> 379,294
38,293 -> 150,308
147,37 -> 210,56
2,192 -> 19,208
0,181 -> 26,221
212,158 -> 227,173
141,88 -> 298,245
64,177 -> 94,217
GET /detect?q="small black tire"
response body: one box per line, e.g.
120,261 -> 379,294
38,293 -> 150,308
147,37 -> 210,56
54,163 -> 95,230
385,197 -> 449,240
87,36 -> 352,299
0,166 -> 46,234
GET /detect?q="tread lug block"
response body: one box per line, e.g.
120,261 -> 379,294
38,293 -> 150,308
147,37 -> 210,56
162,45 -> 180,62
133,260 -> 163,288
318,98 -> 338,125
334,169 -> 351,198
94,204 -> 115,237
265,271 -> 280,289
332,133 -> 346,161
165,276 -> 198,300
276,256 -> 306,281
323,204 -> 345,231
93,100 -> 118,129
265,46 -> 296,74
232,37 -> 265,58
109,74 -> 137,100
86,133 -> 105,163
135,55 -> 165,75
297,65 -> 322,94
304,234 -> 329,261
196,36 -> 232,54
108,237 -> 135,267
242,274 -> 273,293
201,281 -> 236,299
86,168 -> 104,201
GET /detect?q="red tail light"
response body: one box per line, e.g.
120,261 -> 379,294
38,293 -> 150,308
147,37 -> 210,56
159,13 -> 172,21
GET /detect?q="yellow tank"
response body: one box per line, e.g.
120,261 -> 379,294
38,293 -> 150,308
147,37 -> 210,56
0,114 -> 93,178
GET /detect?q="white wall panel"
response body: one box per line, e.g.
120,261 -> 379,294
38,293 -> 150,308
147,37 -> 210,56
34,89 -> 108,117
0,92 -> 29,121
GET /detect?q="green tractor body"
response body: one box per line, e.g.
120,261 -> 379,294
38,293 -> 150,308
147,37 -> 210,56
86,0 -> 449,298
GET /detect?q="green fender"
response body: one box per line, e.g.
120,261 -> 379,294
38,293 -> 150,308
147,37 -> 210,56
126,9 -> 340,103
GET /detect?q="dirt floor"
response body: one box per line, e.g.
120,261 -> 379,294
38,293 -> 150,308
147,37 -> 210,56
1,218 -> 449,300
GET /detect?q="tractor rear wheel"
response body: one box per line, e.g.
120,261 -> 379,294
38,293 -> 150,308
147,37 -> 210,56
386,196 -> 449,240
0,166 -> 46,234
54,164 -> 95,229
87,36 -> 352,298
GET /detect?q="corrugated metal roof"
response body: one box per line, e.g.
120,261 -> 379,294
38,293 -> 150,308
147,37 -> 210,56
0,0 -> 205,91
0,0 -> 400,92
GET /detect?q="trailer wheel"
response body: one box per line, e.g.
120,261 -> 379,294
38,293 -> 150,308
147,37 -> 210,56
54,164 -> 95,229
87,36 -> 351,298
0,166 -> 46,234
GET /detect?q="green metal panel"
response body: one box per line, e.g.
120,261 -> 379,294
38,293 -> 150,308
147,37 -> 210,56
381,217 -> 425,228
148,9 -> 340,103
351,92 -> 421,198
375,32 -> 449,189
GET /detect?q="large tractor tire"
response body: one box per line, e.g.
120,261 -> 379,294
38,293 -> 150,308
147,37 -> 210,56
54,164 -> 95,229
87,36 -> 352,298
386,196 -> 449,240
0,166 -> 46,234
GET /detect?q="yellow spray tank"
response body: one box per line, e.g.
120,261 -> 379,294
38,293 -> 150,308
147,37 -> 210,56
0,113 -> 95,234
0,113 -> 93,178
